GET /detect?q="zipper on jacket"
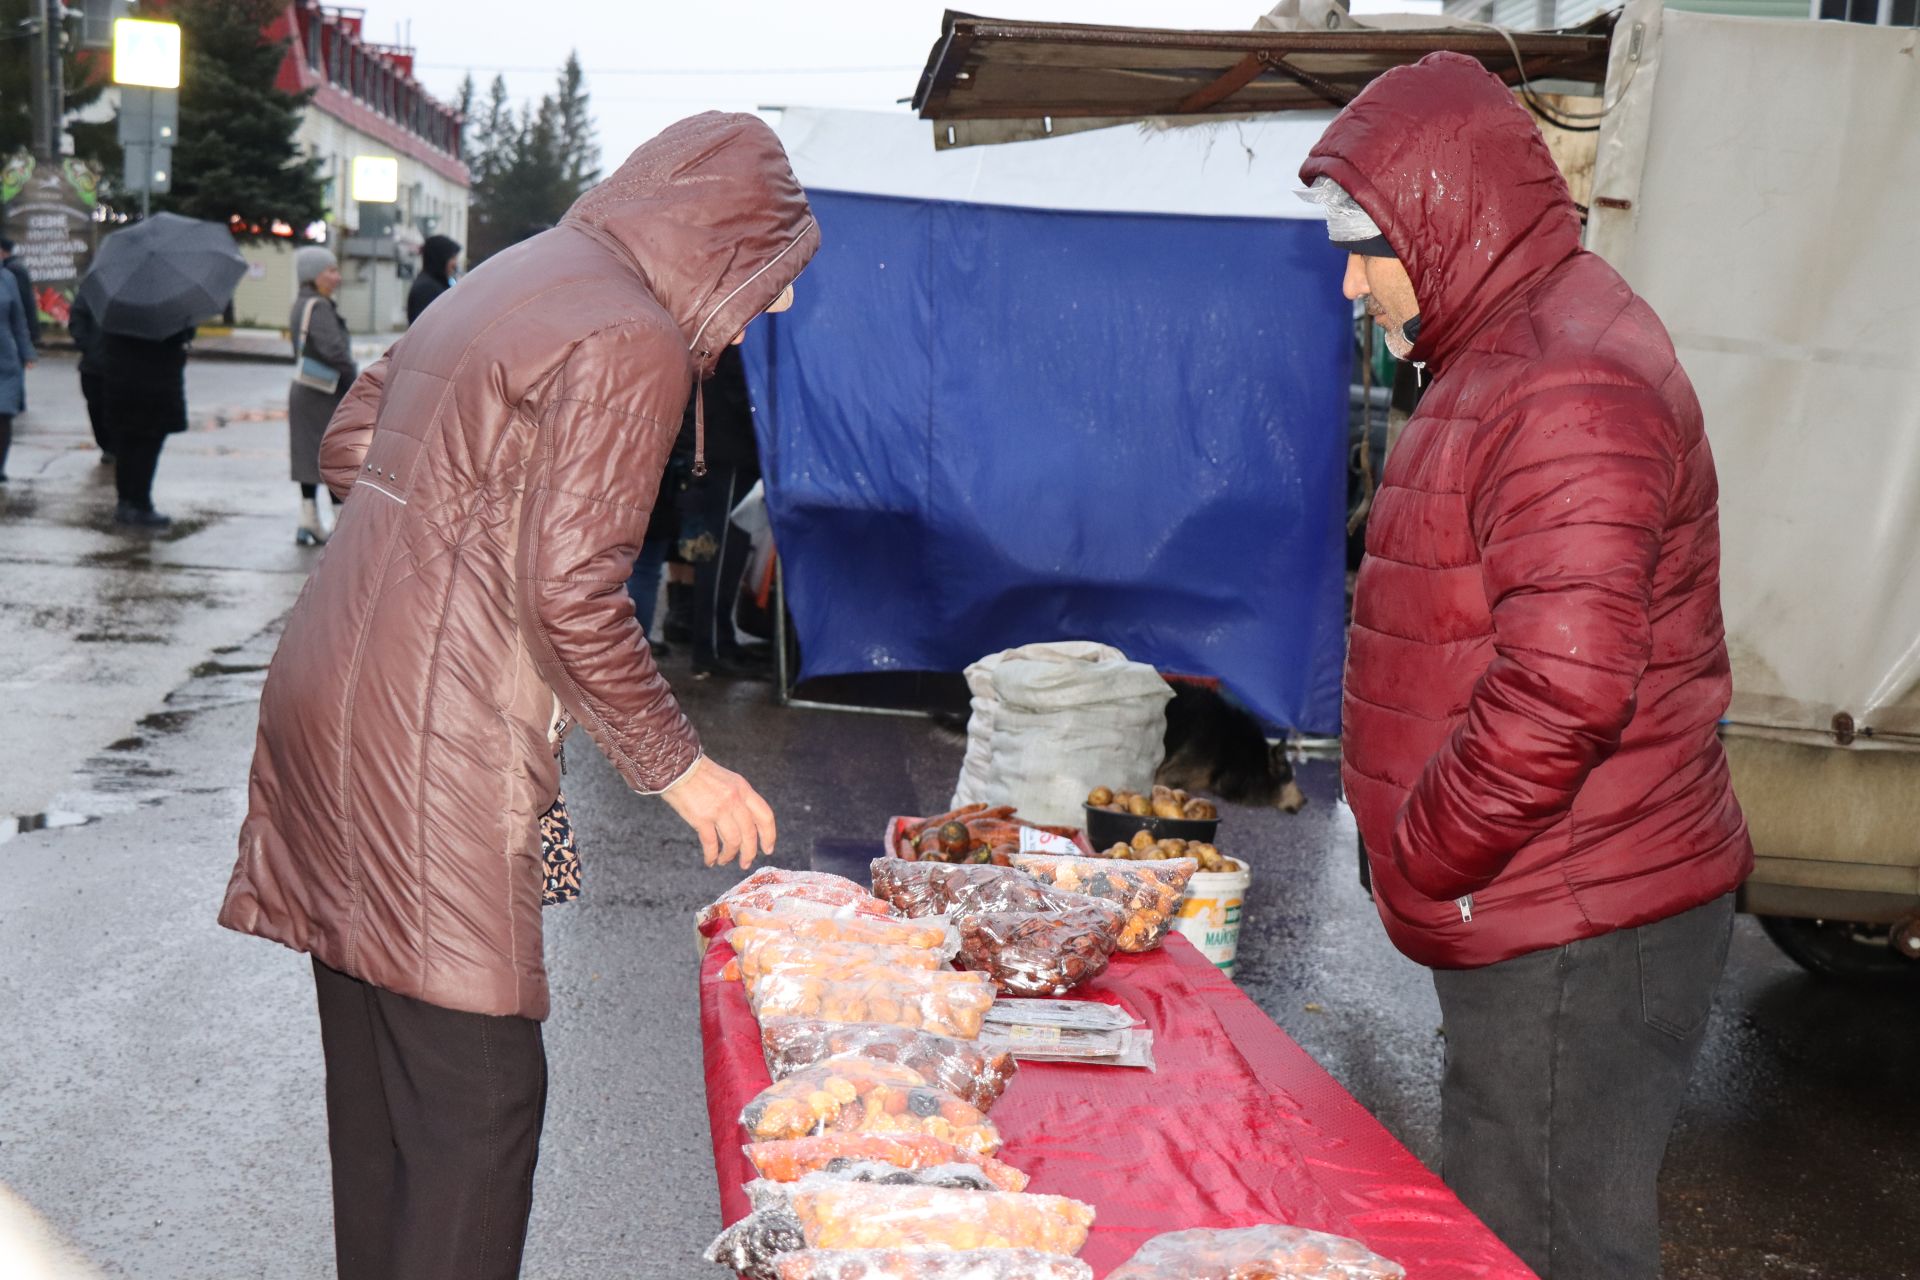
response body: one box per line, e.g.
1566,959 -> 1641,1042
1456,894 -> 1474,923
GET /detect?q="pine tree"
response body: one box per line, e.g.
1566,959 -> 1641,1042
453,74 -> 476,168
465,56 -> 601,265
158,0 -> 325,238
553,52 -> 599,200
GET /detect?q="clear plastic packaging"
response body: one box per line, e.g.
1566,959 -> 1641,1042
787,1181 -> 1096,1255
761,1017 -> 1018,1111
699,868 -> 896,936
982,998 -> 1141,1033
740,1056 -> 1003,1154
725,932 -> 946,996
774,1248 -> 1095,1280
747,1164 -> 995,1208
979,1025 -> 1157,1070
704,1204 -> 806,1280
1106,1225 -> 1408,1279
750,968 -> 998,1040
953,904 -> 1125,997
872,860 -> 1103,919
731,906 -> 960,958
1008,854 -> 1197,952
744,1133 -> 1030,1193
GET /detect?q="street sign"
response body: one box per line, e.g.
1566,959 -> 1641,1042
118,84 -> 178,210
112,18 -> 182,89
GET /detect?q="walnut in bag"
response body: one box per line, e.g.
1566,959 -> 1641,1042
953,902 -> 1125,996
872,860 -> 1095,919
1008,853 -> 1196,952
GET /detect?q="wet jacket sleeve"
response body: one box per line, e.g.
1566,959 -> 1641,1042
1390,382 -> 1677,901
318,353 -> 390,500
517,323 -> 701,794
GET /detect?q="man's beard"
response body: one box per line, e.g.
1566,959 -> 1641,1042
1361,294 -> 1415,361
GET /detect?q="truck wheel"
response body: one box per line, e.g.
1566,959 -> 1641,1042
1758,915 -> 1920,984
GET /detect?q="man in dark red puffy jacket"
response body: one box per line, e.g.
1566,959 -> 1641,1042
1299,53 -> 1753,1280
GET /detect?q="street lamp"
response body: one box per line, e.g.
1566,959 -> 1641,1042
113,18 -> 182,218
352,155 -> 399,332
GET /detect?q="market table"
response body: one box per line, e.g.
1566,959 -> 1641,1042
700,929 -> 1536,1279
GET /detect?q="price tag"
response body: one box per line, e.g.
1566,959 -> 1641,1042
1002,1024 -> 1064,1046
1017,827 -> 1080,855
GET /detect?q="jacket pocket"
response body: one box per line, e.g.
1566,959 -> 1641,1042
1636,893 -> 1734,1041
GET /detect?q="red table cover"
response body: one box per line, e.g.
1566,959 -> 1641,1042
701,932 -> 1535,1279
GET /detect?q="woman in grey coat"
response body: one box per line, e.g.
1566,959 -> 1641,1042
0,256 -> 35,482
289,246 -> 356,544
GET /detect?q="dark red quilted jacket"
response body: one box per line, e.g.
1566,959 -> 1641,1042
1303,53 -> 1752,968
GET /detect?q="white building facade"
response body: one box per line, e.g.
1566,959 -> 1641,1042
227,2 -> 470,335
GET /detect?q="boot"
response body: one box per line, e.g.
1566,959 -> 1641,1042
296,495 -> 329,546
114,501 -> 171,529
664,582 -> 694,645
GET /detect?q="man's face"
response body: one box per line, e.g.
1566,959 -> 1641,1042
1343,254 -> 1420,360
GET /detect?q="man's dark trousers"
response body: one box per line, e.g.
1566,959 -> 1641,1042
312,959 -> 547,1280
1432,893 -> 1734,1280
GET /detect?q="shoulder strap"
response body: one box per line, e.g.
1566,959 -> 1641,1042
296,296 -> 321,356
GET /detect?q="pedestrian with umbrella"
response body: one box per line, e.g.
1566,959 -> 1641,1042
78,213 -> 247,528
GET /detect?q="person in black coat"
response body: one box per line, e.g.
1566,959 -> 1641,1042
100,327 -> 192,527
65,292 -> 114,463
676,344 -> 765,679
405,234 -> 461,326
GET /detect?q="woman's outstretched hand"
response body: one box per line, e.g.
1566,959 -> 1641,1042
660,755 -> 777,869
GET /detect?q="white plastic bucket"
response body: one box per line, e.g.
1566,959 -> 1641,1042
1174,859 -> 1251,976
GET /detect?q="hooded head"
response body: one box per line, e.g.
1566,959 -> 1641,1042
563,112 -> 819,379
421,234 -> 460,282
1299,52 -> 1583,372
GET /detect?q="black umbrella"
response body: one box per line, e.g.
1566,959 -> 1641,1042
78,213 -> 248,341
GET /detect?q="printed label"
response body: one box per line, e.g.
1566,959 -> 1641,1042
1018,827 -> 1079,855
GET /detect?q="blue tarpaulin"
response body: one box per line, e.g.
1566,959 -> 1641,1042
740,114 -> 1351,734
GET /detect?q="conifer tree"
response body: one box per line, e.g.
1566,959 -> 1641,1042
158,0 -> 325,237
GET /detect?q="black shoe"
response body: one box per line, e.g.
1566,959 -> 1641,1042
100,453 -> 115,466
647,637 -> 674,659
114,502 -> 172,528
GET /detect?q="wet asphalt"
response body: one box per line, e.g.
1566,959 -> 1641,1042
1,355 -> 1915,1279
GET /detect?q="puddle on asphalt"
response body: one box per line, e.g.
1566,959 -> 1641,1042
6,617 -> 284,841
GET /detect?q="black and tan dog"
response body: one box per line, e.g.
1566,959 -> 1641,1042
1155,683 -> 1308,813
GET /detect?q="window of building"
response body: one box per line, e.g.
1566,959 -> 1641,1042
1819,0 -> 1917,20
306,14 -> 321,69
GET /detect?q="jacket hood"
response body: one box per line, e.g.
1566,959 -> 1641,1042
1300,52 -> 1582,373
421,234 -> 460,279
563,111 -> 819,378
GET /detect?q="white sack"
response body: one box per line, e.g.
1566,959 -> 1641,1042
951,641 -> 1173,828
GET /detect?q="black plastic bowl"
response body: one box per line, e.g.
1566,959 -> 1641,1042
1083,803 -> 1220,853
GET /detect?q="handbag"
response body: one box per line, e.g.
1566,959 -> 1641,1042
540,791 -> 581,906
292,296 -> 342,395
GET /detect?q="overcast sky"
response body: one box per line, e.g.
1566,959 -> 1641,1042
358,0 -> 1439,171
